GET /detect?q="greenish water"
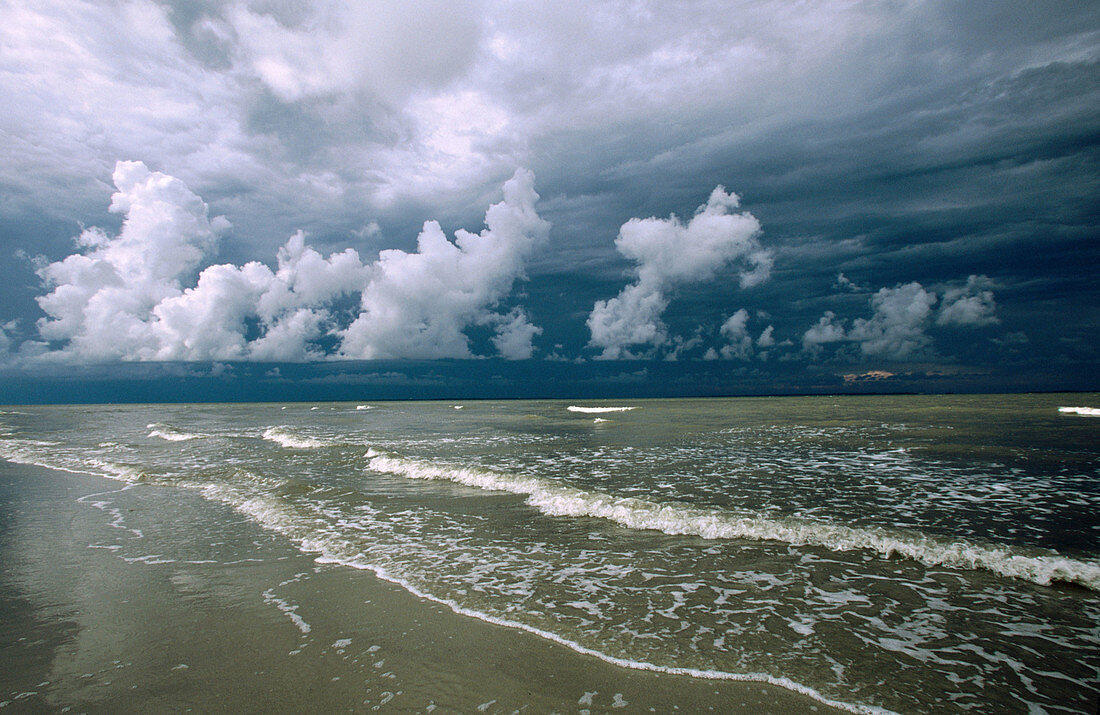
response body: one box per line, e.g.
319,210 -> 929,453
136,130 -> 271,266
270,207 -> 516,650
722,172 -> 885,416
1,394 -> 1098,713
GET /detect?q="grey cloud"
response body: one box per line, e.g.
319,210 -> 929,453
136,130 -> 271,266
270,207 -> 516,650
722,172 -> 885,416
937,275 -> 999,327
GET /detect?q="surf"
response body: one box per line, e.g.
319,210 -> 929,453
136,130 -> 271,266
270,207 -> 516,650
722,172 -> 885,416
366,453 -> 1100,591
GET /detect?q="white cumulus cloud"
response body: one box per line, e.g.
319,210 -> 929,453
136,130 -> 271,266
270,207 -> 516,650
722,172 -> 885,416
803,277 -> 999,361
34,160 -> 230,361
337,167 -> 550,359
25,161 -> 548,363
587,187 -> 768,359
937,274 -> 999,327
703,309 -> 776,361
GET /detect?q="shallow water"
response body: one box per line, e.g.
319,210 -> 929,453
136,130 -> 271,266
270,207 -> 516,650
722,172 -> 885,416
1,394 -> 1098,713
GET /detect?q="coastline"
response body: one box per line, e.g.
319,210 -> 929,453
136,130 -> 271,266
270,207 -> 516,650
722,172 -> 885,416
0,459 -> 846,713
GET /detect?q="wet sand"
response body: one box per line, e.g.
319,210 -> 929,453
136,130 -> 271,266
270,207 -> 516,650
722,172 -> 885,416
0,459 -> 843,713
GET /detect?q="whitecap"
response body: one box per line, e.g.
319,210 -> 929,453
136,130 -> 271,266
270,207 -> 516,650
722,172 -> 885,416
147,423 -> 203,441
567,406 -> 639,414
366,454 -> 1100,591
262,427 -> 326,450
1058,406 -> 1100,416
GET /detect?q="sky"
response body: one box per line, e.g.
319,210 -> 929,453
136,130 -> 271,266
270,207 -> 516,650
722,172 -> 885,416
0,0 -> 1098,402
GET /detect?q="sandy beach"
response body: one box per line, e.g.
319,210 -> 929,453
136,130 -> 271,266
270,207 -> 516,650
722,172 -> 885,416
0,459 -> 842,713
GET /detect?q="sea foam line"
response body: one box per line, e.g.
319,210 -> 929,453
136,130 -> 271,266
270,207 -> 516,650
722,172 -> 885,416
209,485 -> 892,715
567,406 -> 638,413
367,454 -> 1100,591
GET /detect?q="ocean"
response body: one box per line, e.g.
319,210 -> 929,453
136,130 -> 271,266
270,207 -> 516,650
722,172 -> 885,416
1,394 -> 1097,713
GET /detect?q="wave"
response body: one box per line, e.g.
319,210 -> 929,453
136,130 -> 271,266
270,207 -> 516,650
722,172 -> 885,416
147,423 -> 204,441
1058,406 -> 1100,416
205,482 -> 891,715
567,406 -> 638,413
356,405 -> 374,410
367,454 -> 1100,591
262,427 -> 326,450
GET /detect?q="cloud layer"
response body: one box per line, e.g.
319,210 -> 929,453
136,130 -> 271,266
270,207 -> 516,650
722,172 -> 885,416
0,1 -> 1094,383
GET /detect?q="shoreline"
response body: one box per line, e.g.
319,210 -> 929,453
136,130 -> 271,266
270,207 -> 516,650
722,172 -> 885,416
0,459 -> 847,713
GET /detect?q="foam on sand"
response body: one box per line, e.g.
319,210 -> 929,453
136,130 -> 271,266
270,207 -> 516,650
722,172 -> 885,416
567,406 -> 638,414
204,478 -> 894,715
367,453 -> 1100,591
1058,406 -> 1100,416
262,427 -> 326,450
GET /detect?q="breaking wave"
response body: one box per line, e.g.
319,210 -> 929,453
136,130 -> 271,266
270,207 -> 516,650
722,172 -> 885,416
147,423 -> 204,441
567,406 -> 638,414
262,427 -> 326,450
367,454 -> 1100,591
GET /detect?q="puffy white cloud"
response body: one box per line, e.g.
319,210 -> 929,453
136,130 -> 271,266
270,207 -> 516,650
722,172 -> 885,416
937,275 -> 999,327
338,168 -> 550,359
149,262 -> 270,361
587,284 -> 671,360
587,187 -> 768,359
26,162 -> 547,363
801,311 -> 847,355
703,309 -> 775,360
34,161 -> 229,361
489,308 -> 542,360
756,324 -> 776,349
802,277 -> 999,361
248,309 -> 329,362
848,282 -> 938,359
715,309 -> 753,360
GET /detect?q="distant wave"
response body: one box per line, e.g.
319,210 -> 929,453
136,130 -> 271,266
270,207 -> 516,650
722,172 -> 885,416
262,427 -> 325,450
356,405 -> 374,411
567,406 -> 638,413
147,423 -> 204,441
1058,406 -> 1100,416
367,454 -> 1100,591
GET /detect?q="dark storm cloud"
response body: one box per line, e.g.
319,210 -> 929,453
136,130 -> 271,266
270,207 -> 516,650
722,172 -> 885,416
0,0 -> 1096,397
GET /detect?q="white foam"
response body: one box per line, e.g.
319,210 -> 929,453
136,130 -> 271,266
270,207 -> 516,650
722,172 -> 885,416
146,423 -> 203,441
593,418 -> 610,424
190,456 -> 893,715
567,406 -> 638,413
306,555 -> 892,715
1058,406 -> 1100,416
262,427 -> 325,450
262,588 -> 311,634
356,405 -> 374,410
367,454 -> 1100,591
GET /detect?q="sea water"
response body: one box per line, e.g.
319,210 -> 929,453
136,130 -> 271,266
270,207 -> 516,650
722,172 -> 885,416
1,394 -> 1097,713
